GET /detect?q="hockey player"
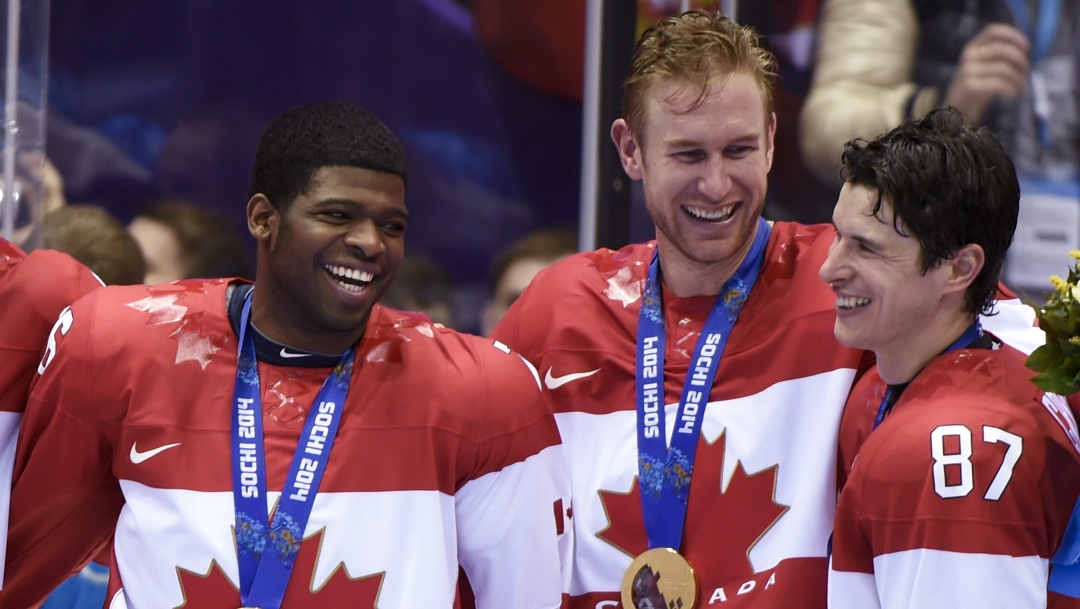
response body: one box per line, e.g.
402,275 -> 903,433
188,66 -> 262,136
4,103 -> 569,609
823,107 -> 1080,609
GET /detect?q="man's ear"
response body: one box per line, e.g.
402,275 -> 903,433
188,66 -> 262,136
247,194 -> 278,244
764,112 -> 777,171
611,118 -> 644,181
945,243 -> 986,295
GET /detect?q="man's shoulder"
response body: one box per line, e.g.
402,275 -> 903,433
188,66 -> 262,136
81,278 -> 226,308
764,221 -> 837,267
64,279 -> 231,340
870,350 -> 1054,453
531,241 -> 653,288
0,236 -> 26,264
742,221 -> 843,324
499,242 -> 653,330
5,247 -> 101,303
926,342 -> 1034,400
369,305 -> 539,376
365,306 -> 553,438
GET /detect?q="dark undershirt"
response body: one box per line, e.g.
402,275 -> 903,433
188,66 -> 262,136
225,282 -> 344,368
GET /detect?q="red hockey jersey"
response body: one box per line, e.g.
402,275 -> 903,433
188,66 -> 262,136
830,341 -> 1080,609
494,222 -> 869,608
6,279 -> 569,609
0,237 -> 101,588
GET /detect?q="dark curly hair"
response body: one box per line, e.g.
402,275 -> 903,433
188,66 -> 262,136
840,106 -> 1019,315
248,102 -> 408,210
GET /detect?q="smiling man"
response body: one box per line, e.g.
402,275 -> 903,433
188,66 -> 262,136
822,107 -> 1080,608
491,11 -> 872,609
2,103 -> 568,609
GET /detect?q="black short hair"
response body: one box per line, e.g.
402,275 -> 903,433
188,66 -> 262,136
840,106 -> 1020,316
248,102 -> 408,210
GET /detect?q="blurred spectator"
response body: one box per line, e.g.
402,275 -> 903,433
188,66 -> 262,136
36,153 -> 69,216
152,107 -> 264,231
380,254 -> 458,328
799,0 -> 1080,289
480,228 -> 577,335
738,0 -> 837,223
43,204 -> 145,285
473,0 -> 586,102
800,0 -> 1060,184
46,108 -> 156,223
127,198 -> 253,283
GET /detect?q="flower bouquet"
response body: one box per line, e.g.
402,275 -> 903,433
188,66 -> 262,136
1026,250 -> 1080,395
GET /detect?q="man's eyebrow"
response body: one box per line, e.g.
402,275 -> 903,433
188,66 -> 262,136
664,131 -> 760,148
834,222 -> 884,250
314,198 -> 411,221
850,232 -> 884,250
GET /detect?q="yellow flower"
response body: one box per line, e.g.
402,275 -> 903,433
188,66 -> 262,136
1050,275 -> 1068,293
1029,255 -> 1080,395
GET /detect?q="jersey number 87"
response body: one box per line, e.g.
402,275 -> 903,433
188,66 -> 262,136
930,424 -> 1022,501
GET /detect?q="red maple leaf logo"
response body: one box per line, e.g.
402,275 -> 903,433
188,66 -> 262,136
597,431 -> 788,581
175,529 -> 384,607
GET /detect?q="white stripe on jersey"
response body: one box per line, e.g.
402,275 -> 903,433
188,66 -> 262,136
0,410 -> 21,588
556,368 -> 856,596
830,548 -> 1049,609
827,561 -> 880,609
983,298 -> 1044,355
116,482 -> 458,608
456,444 -> 568,608
113,444 -> 568,609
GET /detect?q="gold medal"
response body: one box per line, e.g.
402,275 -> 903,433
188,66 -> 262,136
621,547 -> 697,609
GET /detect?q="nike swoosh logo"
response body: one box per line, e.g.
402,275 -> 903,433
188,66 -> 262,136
130,442 -> 181,464
279,347 -> 312,359
544,367 -> 600,390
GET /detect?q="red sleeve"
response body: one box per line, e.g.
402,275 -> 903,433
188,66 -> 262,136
0,248 -> 101,413
836,369 -> 883,492
4,290 -> 123,609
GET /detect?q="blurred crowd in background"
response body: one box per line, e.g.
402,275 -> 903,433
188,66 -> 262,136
6,0 -> 1077,330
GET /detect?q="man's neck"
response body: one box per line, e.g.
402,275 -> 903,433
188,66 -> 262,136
655,241 -> 750,299
227,282 -> 362,360
876,311 -> 978,385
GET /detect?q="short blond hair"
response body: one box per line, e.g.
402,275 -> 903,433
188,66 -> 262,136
622,10 -> 776,138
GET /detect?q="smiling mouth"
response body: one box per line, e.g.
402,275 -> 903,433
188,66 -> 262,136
836,296 -> 871,310
325,264 -> 374,293
684,203 -> 736,223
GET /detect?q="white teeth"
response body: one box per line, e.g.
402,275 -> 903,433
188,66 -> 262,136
685,204 -> 735,222
837,296 -> 871,310
325,265 -> 374,289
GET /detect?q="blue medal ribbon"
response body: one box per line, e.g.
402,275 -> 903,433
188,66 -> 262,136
635,217 -> 771,551
872,321 -> 983,430
231,295 -> 356,609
